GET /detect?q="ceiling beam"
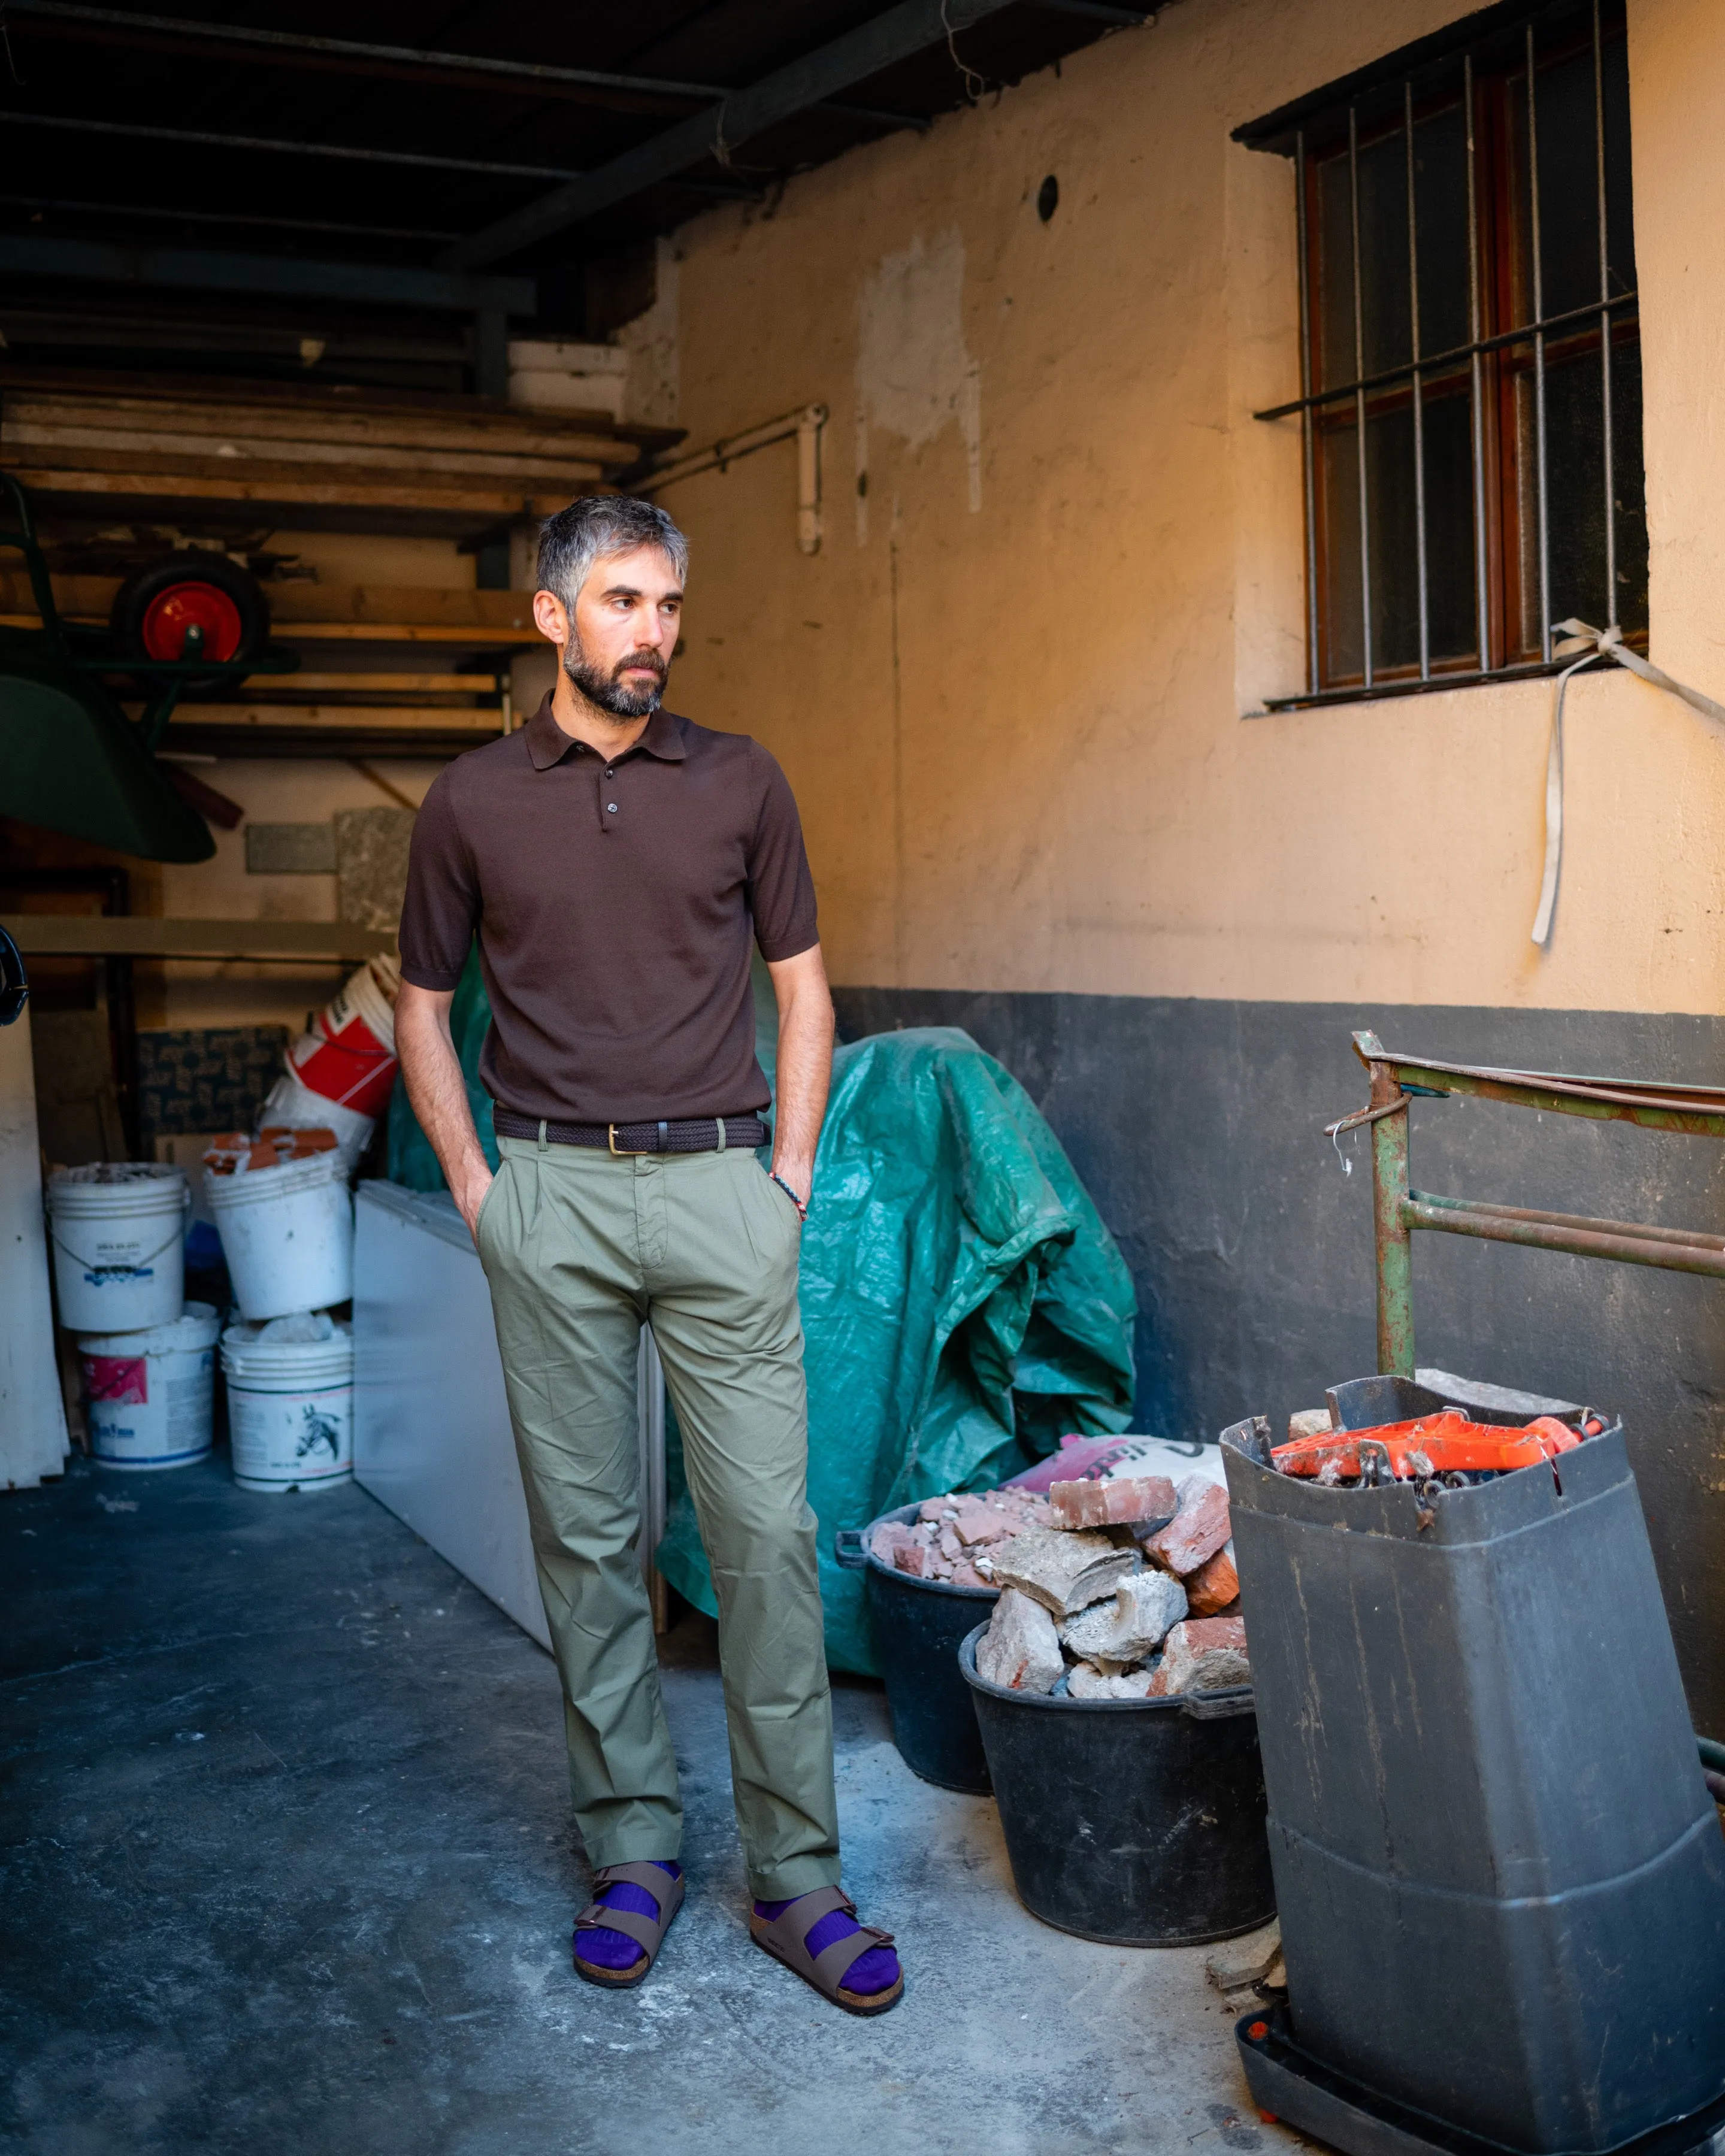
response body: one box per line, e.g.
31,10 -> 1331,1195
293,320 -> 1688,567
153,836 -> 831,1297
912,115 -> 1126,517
441,0 -> 1019,271
0,234 -> 534,316
7,4 -> 930,134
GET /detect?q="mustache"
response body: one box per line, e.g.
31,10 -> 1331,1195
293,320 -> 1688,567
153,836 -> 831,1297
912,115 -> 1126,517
613,648 -> 667,683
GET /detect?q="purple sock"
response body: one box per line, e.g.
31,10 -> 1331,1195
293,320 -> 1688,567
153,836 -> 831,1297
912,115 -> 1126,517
575,1860 -> 680,1972
755,1890 -> 900,1997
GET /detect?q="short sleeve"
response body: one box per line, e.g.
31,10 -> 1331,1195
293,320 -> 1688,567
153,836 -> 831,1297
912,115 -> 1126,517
398,771 -> 479,991
745,744 -> 819,962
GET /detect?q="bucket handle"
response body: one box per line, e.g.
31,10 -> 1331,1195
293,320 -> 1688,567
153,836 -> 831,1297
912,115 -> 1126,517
49,1209 -> 187,1276
834,1527 -> 868,1571
1180,1687 -> 1255,1721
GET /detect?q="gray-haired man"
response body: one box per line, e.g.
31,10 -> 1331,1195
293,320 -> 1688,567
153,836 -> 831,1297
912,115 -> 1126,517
395,496 -> 901,2014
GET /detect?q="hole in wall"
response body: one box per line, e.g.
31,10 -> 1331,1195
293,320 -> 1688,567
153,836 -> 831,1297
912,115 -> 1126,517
1037,174 -> 1059,223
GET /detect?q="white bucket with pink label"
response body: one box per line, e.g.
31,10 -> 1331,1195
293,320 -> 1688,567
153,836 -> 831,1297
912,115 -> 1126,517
80,1303 -> 220,1471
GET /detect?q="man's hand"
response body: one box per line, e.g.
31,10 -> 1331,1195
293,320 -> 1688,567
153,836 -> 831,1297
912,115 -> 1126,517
452,1164 -> 495,1241
765,945 -> 834,1217
397,983 -> 498,1248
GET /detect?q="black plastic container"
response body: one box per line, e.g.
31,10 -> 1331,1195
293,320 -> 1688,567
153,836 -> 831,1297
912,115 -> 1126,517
958,1625 -> 1275,1945
834,1505 -> 995,1793
1224,1377 -> 1725,2155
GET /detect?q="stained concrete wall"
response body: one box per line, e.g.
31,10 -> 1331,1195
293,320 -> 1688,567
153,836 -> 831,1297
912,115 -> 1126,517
644,0 -> 1725,1724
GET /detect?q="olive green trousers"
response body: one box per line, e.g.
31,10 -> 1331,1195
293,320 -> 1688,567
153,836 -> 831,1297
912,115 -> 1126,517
476,1133 -> 841,1900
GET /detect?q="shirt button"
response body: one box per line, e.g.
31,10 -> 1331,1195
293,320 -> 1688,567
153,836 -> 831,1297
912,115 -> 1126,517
606,803 -> 618,813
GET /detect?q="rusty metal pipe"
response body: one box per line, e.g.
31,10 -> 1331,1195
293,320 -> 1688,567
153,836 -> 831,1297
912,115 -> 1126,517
1400,1196 -> 1725,1280
1409,1189 -> 1725,1253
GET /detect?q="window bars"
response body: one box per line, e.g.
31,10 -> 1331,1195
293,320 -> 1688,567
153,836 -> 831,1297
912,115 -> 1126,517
1241,1 -> 1643,705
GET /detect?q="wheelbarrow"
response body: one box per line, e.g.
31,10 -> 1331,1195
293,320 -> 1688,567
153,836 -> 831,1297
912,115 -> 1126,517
0,473 -> 299,861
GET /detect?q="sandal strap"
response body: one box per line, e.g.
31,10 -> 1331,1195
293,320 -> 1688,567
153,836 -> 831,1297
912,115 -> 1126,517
764,1884 -> 854,1960
573,1863 -> 684,1961
811,1923 -> 895,1993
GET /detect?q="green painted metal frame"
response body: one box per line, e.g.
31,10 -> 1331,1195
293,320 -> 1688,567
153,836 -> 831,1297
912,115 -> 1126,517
1351,1029 -> 1725,1375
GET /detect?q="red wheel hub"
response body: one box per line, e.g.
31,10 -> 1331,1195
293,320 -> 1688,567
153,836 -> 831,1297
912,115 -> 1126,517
140,580 -> 244,663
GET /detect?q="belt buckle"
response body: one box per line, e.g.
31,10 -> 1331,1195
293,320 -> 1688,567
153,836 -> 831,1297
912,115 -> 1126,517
607,1123 -> 652,1155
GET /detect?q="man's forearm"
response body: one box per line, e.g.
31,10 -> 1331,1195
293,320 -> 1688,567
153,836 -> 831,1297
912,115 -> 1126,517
395,985 -> 494,1236
767,949 -> 835,1201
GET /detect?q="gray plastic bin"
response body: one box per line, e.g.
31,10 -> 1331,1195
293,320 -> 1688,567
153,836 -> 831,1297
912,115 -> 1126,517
1224,1379 -> 1725,2155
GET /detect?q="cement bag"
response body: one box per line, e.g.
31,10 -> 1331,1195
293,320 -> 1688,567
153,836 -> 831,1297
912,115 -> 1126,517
656,1026 -> 1137,1674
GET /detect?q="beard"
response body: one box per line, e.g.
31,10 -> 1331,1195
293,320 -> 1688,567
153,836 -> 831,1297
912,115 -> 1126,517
562,634 -> 668,718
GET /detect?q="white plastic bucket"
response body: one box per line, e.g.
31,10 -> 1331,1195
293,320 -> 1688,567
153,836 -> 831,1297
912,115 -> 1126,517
285,955 -> 400,1119
80,1303 -> 220,1471
46,1163 -> 188,1333
258,1066 -> 375,1174
205,1147 -> 353,1321
222,1313 -> 353,1493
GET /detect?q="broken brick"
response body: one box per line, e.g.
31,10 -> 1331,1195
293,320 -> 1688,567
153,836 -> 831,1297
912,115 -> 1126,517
1184,1546 -> 1240,1617
952,1503 -> 1010,1546
869,1520 -> 910,1565
894,1540 -> 936,1577
1149,1615 -> 1249,1696
1143,1479 -> 1231,1577
1049,1474 -> 1178,1531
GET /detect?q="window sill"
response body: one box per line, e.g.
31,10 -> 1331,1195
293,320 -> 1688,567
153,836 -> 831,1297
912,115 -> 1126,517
1249,653 -> 1641,715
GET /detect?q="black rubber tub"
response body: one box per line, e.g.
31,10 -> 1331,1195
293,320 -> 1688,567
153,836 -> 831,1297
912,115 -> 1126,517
835,1505 -> 995,1794
958,1624 -> 1276,1945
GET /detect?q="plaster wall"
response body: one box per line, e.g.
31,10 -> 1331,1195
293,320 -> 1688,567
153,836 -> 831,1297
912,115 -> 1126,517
654,0 -> 1725,1019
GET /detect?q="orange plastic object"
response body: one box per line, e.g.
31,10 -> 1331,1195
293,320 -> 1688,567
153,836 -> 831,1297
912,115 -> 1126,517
1273,1410 -> 1582,1480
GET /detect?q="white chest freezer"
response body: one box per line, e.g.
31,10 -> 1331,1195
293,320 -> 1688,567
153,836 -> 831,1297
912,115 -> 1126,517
352,1180 -> 665,1649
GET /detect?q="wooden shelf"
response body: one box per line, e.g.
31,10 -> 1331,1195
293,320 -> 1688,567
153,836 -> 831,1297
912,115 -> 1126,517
2,914 -> 395,962
147,702 -> 507,734
231,673 -> 501,695
0,576 -> 552,649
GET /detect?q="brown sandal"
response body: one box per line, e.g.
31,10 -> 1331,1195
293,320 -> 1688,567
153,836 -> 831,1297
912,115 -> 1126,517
572,1863 -> 685,1989
748,1885 -> 904,2016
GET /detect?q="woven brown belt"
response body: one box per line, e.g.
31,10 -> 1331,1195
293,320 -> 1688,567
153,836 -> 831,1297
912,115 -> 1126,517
492,1109 -> 768,1155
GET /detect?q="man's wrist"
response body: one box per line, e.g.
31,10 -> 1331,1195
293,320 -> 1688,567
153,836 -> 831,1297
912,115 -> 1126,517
769,1167 -> 810,1219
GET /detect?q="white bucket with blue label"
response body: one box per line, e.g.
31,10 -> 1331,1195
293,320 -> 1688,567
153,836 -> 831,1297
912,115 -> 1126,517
47,1162 -> 189,1333
220,1313 -> 353,1494
79,1303 -> 220,1471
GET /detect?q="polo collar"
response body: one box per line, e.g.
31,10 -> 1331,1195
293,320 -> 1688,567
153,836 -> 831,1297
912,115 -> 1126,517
524,697 -> 686,770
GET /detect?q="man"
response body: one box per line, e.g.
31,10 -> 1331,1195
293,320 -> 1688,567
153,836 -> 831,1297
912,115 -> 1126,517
395,495 -> 901,2017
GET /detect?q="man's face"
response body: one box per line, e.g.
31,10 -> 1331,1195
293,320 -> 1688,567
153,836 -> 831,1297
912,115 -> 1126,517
541,544 -> 683,719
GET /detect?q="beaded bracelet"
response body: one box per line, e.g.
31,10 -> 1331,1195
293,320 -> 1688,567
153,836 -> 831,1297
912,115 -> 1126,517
770,1169 -> 809,1221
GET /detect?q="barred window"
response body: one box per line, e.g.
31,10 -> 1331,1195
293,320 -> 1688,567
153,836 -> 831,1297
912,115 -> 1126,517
1239,2 -> 1645,702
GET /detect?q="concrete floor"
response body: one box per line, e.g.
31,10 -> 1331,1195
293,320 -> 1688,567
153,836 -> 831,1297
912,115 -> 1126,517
2,1455 -> 1302,2155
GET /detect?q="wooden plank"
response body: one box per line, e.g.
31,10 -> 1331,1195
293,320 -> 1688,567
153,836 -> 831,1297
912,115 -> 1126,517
5,463 -> 586,518
238,672 -> 501,694
1,914 -> 395,961
5,390 -> 649,467
149,702 -> 508,732
6,420 -> 615,485
0,573 -> 543,632
273,622 -> 546,646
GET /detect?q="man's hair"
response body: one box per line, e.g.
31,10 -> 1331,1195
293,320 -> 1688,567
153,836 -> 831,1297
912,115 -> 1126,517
535,495 -> 689,611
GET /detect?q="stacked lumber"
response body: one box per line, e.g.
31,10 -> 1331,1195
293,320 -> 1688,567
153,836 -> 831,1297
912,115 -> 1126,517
0,367 -> 673,537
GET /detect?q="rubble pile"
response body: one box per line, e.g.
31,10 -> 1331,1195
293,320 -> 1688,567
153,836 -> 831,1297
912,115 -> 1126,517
870,1486 -> 1052,1588
974,1468 -> 1249,1700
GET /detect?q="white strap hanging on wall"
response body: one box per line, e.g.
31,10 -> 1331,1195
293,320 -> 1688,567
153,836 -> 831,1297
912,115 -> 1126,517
1531,620 -> 1725,947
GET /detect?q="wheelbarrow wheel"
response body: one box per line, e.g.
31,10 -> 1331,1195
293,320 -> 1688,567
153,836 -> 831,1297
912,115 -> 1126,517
110,553 -> 271,699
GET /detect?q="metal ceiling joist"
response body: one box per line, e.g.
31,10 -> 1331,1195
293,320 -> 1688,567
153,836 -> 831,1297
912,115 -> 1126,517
0,235 -> 534,316
441,0 -> 1020,271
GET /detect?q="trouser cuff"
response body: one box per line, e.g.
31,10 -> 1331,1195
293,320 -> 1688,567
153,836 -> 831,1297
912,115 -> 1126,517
747,1854 -> 844,1902
583,1834 -> 685,1872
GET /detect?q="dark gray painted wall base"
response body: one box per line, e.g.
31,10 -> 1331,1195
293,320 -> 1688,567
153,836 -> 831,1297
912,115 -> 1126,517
831,986 -> 1725,1737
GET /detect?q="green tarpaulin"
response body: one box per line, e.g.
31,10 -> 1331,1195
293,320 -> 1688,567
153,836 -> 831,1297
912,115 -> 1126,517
387,952 -> 1137,1674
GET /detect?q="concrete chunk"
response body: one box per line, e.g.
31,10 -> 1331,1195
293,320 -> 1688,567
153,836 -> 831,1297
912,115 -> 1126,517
1143,1478 -> 1231,1577
1206,1919 -> 1281,1993
1049,1474 -> 1178,1531
1059,1569 -> 1188,1667
975,1588 -> 1064,1694
988,1525 -> 1139,1617
1067,1661 -> 1157,1701
1288,1408 -> 1333,1443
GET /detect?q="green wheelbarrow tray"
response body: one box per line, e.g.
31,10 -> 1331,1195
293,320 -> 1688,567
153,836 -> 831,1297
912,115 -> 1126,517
0,473 -> 298,864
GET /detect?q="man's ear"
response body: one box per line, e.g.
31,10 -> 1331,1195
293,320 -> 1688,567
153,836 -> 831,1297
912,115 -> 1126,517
532,588 -> 570,644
